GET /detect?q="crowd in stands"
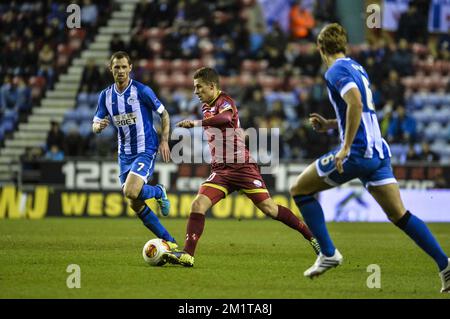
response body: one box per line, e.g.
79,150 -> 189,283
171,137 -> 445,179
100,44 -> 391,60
7,0 -> 450,167
0,0 -> 114,147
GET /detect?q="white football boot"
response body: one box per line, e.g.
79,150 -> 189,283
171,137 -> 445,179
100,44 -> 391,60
439,258 -> 450,293
304,249 -> 343,278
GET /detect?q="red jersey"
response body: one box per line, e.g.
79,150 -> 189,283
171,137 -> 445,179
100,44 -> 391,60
201,91 -> 252,168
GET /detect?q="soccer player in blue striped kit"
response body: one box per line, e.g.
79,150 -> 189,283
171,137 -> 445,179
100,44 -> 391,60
289,24 -> 450,293
92,51 -> 178,249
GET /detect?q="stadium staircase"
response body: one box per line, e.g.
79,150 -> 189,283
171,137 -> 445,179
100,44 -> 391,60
0,0 -> 139,185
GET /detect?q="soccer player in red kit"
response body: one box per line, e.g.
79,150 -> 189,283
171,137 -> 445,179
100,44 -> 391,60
162,67 -> 320,267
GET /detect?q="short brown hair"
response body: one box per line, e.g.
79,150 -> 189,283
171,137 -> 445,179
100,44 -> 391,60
317,23 -> 347,56
193,67 -> 219,87
110,51 -> 131,66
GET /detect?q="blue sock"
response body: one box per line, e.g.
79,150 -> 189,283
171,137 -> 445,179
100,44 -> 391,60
395,211 -> 448,271
138,206 -> 176,243
137,185 -> 162,201
293,194 -> 336,257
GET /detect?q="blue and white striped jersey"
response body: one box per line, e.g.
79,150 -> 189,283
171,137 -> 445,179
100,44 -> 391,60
324,57 -> 391,159
93,79 -> 165,155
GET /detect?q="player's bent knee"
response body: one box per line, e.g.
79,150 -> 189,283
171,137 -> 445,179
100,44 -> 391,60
123,184 -> 140,200
191,199 -> 208,214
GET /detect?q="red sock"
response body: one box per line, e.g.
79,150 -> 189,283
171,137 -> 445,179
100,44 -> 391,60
275,205 -> 314,240
184,212 -> 205,256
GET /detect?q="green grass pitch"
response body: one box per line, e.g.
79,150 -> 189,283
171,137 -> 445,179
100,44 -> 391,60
0,218 -> 449,299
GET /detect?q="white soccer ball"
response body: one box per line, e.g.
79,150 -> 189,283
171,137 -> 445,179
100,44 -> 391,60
142,238 -> 170,266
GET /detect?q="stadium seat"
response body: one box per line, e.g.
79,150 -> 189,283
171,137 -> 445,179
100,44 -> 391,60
77,105 -> 93,122
1,118 -> 15,133
61,120 -> 79,135
64,110 -> 80,123
171,59 -> 190,73
424,122 -> 442,140
79,121 -> 93,138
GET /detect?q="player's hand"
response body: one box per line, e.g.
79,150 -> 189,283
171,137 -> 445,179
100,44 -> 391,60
309,113 -> 329,132
158,140 -> 171,163
335,147 -> 350,174
93,118 -> 110,133
176,120 -> 195,128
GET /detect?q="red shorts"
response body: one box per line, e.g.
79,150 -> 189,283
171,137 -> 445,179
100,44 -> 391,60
199,163 -> 270,205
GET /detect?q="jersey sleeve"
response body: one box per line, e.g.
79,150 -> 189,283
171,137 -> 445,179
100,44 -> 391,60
326,65 -> 358,99
141,86 -> 165,114
93,90 -> 108,122
216,97 -> 234,114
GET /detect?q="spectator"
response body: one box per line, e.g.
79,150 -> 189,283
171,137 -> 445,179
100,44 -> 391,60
389,39 -> 414,76
81,0 -> 98,28
289,1 -> 315,40
154,0 -> 177,28
46,121 -> 65,151
45,144 -> 64,161
405,143 -> 420,162
379,101 -> 394,138
109,33 -> 126,53
245,0 -> 267,49
387,105 -> 417,144
263,23 -> 288,70
81,58 -> 102,93
37,44 -> 55,89
381,70 -> 405,107
420,141 -> 440,162
294,44 -> 321,76
63,127 -> 85,157
396,3 -> 428,44
184,0 -> 210,28
0,75 -> 31,112
128,31 -> 152,61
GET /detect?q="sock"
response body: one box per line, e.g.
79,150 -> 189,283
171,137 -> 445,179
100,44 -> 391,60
138,206 -> 175,243
184,212 -> 205,256
293,194 -> 336,257
275,205 -> 314,240
395,211 -> 448,271
137,184 -> 162,201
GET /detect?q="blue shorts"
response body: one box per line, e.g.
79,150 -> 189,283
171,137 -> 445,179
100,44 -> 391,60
118,152 -> 156,186
315,149 -> 397,188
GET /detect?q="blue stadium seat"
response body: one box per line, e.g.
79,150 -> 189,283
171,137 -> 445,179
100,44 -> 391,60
79,121 -> 93,138
61,120 -> 79,135
77,105 -> 93,122
424,122 -> 442,140
88,93 -> 99,108
3,109 -> 18,123
1,118 -> 15,133
64,109 -> 80,123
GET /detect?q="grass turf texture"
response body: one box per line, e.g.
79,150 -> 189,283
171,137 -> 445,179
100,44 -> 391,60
0,218 -> 449,299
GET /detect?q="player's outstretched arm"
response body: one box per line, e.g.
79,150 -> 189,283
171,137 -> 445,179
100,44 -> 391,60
309,113 -> 338,132
159,109 -> 171,162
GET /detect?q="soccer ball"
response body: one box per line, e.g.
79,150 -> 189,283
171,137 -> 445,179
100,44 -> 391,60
142,238 -> 170,266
